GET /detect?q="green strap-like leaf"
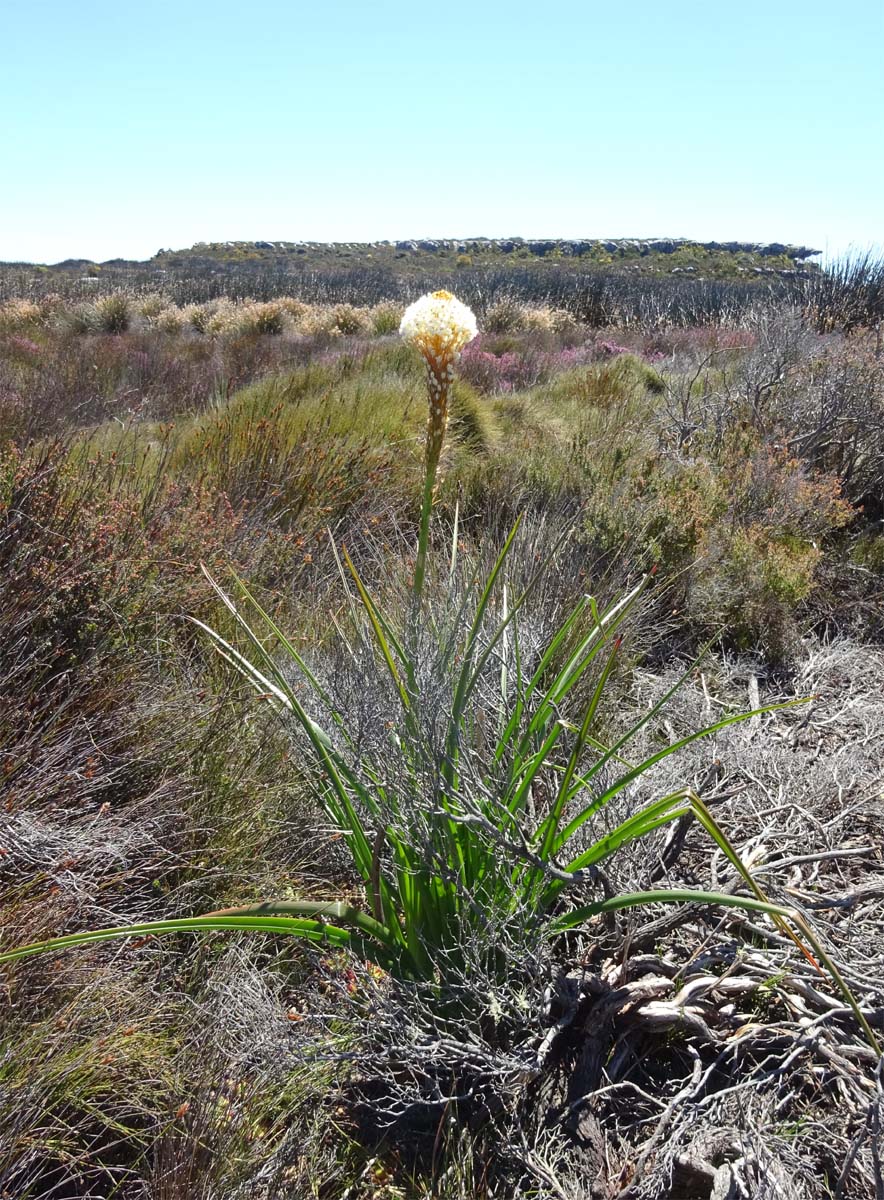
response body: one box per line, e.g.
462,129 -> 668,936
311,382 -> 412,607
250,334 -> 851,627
225,566 -> 339,717
537,635 -> 621,858
0,910 -> 398,970
550,885 -> 881,1053
551,887 -> 797,932
552,699 -> 809,859
510,577 -> 648,777
494,596 -> 589,764
192,611 -> 385,906
342,545 -> 412,714
504,723 -> 565,821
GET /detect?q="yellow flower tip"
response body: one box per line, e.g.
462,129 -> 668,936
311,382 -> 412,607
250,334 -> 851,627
399,291 -> 478,362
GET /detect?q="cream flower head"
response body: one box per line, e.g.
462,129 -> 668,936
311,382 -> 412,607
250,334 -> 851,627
399,290 -> 478,364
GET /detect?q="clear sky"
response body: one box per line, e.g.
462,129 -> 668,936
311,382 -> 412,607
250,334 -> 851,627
1,0 -> 881,263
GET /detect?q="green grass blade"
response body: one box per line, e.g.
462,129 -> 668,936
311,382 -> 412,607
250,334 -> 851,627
554,792 -> 692,882
541,579 -> 647,709
444,515 -> 524,787
553,698 -> 809,855
499,582 -> 510,730
537,635 -> 621,858
194,615 -> 383,896
450,520 -> 582,787
685,793 -> 854,988
331,537 -> 413,677
448,515 -> 578,767
449,499 -> 460,590
342,545 -> 412,713
511,576 -> 649,772
0,911 -> 400,970
190,617 -> 295,711
503,722 -> 565,820
494,597 -> 590,763
551,884 -> 881,1053
197,570 -> 305,707
206,899 -> 399,947
550,638 -> 717,798
551,888 -> 799,932
216,562 -> 363,759
223,566 -> 336,711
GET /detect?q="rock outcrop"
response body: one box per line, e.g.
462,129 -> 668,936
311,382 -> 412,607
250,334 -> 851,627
154,238 -> 821,262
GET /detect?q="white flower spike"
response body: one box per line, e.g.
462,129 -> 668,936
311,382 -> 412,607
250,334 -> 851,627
401,291 -> 479,599
400,290 -> 478,444
399,290 -> 478,365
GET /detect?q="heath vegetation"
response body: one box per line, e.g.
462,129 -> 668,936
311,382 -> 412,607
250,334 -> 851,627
1,256 -> 883,1199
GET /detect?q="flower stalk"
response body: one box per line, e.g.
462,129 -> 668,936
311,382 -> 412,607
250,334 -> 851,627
399,290 -> 477,604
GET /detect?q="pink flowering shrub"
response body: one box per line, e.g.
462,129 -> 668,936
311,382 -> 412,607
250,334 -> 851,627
639,325 -> 757,359
551,345 -> 597,370
458,337 -> 547,393
458,335 -> 666,394
8,336 -> 42,358
596,338 -> 632,357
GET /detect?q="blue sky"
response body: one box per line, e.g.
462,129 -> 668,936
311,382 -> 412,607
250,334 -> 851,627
1,0 -> 881,263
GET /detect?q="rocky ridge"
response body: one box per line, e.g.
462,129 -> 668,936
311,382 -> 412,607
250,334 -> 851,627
171,237 -> 819,260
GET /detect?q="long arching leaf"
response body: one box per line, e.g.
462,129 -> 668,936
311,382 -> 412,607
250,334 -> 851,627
0,906 -> 399,970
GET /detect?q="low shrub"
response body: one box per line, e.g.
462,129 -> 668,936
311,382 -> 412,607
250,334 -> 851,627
367,299 -> 403,335
94,293 -> 131,334
297,305 -> 342,338
483,298 -> 528,333
277,296 -> 310,322
153,304 -> 186,334
330,303 -> 370,336
135,291 -> 168,319
183,301 -> 219,334
0,298 -> 44,330
236,300 -> 287,336
58,302 -> 97,335
458,336 -> 546,392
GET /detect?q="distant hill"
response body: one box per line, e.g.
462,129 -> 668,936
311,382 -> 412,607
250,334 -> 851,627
149,237 -> 820,280
0,238 -> 828,313
3,238 -> 821,281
